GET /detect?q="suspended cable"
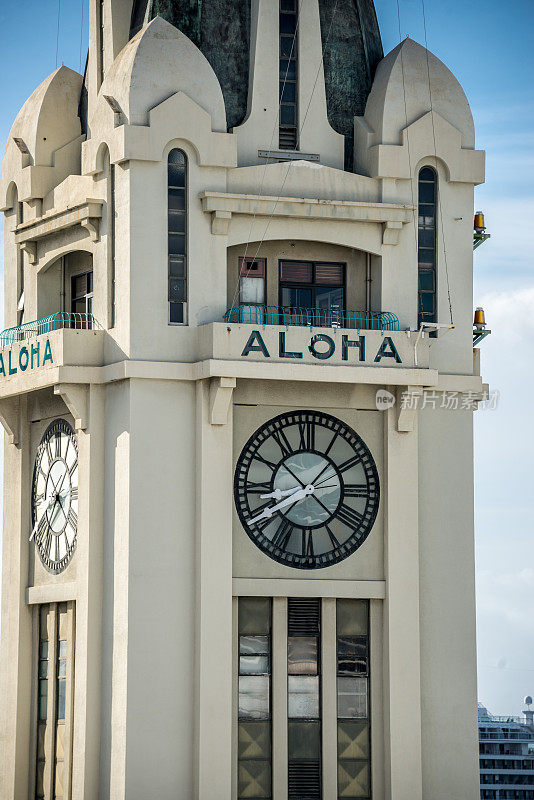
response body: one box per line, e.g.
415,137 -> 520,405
79,0 -> 85,74
243,0 -> 340,274
228,0 -> 304,317
55,0 -> 61,69
420,0 -> 454,326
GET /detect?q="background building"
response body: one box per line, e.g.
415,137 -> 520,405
479,700 -> 534,799
0,1 -> 487,798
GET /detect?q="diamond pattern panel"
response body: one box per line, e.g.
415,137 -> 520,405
338,720 -> 369,760
238,721 -> 271,760
238,759 -> 271,798
337,759 -> 369,798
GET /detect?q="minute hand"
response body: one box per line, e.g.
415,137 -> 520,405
250,484 -> 314,524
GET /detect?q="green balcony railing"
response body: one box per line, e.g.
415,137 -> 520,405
0,312 -> 101,347
224,305 -> 400,331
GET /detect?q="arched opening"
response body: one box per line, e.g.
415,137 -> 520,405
37,251 -> 94,329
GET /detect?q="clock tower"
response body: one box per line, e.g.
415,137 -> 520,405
0,2 -> 486,798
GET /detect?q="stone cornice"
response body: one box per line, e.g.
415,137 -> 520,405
199,191 -> 415,244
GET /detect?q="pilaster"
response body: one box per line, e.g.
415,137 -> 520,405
195,379 -> 234,798
382,402 -> 423,800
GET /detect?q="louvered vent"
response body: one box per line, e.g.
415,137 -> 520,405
288,760 -> 321,798
315,263 -> 344,286
280,261 -> 313,284
279,127 -> 298,150
288,598 -> 320,636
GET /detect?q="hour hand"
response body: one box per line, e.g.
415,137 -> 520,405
260,486 -> 302,501
250,485 -> 314,524
29,494 -> 55,541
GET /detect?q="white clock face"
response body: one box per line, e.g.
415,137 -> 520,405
31,419 -> 78,574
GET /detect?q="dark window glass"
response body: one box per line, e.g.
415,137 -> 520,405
71,270 -> 94,321
279,261 -> 346,319
418,167 -> 437,327
279,0 -> 298,150
168,149 -> 187,323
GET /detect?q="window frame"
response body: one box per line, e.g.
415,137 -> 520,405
278,259 -> 346,311
417,165 -> 438,329
167,148 -> 188,326
279,0 -> 299,150
70,270 -> 94,318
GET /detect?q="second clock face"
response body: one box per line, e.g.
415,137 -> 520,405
234,410 -> 380,569
31,418 -> 79,574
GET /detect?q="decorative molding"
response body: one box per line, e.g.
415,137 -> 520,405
211,210 -> 231,235
20,241 -> 37,264
54,383 -> 89,430
26,582 -> 77,605
0,396 -> 20,445
382,220 -> 404,246
80,216 -> 100,242
232,578 -> 386,599
200,191 -> 414,243
15,201 -> 103,250
209,376 -> 236,425
396,385 -> 423,432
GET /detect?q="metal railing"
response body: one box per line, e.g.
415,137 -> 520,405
224,305 -> 400,331
0,312 -> 101,347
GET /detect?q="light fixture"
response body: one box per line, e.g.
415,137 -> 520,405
474,211 -> 485,234
474,307 -> 486,330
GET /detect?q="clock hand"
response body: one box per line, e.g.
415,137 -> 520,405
29,493 -> 56,541
260,486 -> 302,501
250,484 -> 314,524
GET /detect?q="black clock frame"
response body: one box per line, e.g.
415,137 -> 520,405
31,417 -> 78,574
234,410 -> 380,569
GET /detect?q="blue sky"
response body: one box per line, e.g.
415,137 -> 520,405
0,0 -> 533,716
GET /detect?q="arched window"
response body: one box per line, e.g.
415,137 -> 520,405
168,149 -> 187,324
418,166 -> 437,327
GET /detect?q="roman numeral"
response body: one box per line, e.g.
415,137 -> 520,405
35,515 -> 48,544
69,461 -> 78,477
246,481 -> 272,495
324,431 -> 338,456
70,486 -> 78,501
337,503 -> 363,530
338,454 -> 362,474
46,440 -> 54,464
325,524 -> 340,549
344,483 -> 368,498
67,509 -> 78,530
54,536 -> 59,562
55,433 -> 62,459
272,518 -> 292,550
44,531 -> 53,558
252,453 -> 277,471
271,428 -> 292,457
302,529 -> 314,557
297,421 -> 315,450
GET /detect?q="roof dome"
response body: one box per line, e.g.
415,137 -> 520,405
93,16 -> 226,132
129,0 -> 382,161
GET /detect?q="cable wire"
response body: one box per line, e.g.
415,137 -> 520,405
79,0 -> 85,74
228,0 -> 304,316
55,0 -> 61,69
242,0 -> 340,276
420,0 -> 454,325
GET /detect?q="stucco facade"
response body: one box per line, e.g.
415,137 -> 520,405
0,2 -> 485,798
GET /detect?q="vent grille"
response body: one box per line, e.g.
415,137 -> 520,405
288,760 -> 321,798
280,261 -> 313,284
279,127 -> 298,150
288,598 -> 320,636
315,262 -> 344,286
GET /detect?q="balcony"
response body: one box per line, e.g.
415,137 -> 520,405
223,305 -> 400,331
0,312 -> 100,346
0,313 -> 104,399
197,304 -> 429,375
